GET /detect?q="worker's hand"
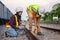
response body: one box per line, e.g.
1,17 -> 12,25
16,26 -> 20,28
22,23 -> 25,26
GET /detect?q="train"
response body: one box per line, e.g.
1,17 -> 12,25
0,1 -> 13,25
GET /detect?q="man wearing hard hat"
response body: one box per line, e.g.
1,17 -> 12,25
5,7 -> 23,37
27,4 -> 44,35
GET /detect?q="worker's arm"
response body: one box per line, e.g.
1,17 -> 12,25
33,16 -> 37,27
33,11 -> 37,27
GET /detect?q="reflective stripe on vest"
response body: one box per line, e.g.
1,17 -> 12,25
6,21 -> 11,28
14,15 -> 19,27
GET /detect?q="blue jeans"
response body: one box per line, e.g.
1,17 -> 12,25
6,25 -> 25,37
6,28 -> 18,37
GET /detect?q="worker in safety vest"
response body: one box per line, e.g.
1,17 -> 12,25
5,7 -> 23,37
27,4 -> 44,35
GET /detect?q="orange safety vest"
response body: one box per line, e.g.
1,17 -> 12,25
6,15 -> 19,28
6,21 -> 11,28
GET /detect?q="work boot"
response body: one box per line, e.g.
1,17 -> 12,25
29,28 -> 32,31
5,32 -> 8,37
37,32 -> 44,35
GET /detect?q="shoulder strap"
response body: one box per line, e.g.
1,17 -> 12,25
14,15 -> 19,27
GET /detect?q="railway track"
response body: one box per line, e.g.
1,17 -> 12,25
24,28 -> 38,40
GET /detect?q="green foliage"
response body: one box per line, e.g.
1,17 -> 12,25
51,3 -> 60,17
40,3 -> 60,23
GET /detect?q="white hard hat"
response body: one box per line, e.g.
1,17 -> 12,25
38,7 -> 45,17
38,6 -> 45,14
15,7 -> 23,12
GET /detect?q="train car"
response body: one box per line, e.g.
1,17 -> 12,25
0,1 -> 13,25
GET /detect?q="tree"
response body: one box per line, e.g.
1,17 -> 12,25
51,3 -> 60,17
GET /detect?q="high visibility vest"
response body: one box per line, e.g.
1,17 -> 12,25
27,4 -> 39,12
6,15 -> 19,28
6,21 -> 11,28
27,4 -> 40,18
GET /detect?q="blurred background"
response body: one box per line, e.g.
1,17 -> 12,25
0,0 -> 60,25
0,0 -> 60,40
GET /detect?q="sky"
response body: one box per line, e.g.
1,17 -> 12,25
0,0 -> 60,20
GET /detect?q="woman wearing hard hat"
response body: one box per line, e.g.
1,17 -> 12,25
27,5 -> 44,35
5,7 -> 23,37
